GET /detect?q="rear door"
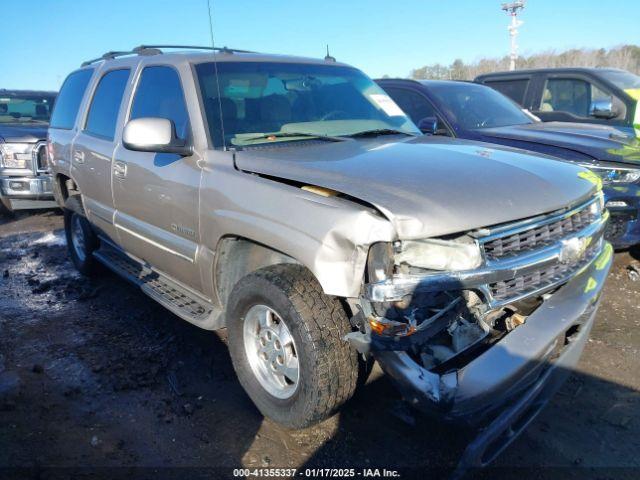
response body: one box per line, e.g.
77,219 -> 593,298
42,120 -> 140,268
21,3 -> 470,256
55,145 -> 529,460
48,68 -> 95,202
112,64 -> 203,291
70,68 -> 132,240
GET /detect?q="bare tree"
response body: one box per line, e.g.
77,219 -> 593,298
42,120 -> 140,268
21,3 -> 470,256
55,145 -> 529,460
409,45 -> 640,80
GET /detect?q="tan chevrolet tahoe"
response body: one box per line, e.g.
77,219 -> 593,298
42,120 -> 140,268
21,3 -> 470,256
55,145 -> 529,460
48,45 -> 612,470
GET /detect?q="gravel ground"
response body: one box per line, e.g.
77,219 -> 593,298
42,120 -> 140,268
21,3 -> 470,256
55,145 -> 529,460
0,209 -> 639,480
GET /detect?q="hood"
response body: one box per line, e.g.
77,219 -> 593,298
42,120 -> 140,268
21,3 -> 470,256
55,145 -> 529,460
235,136 -> 597,239
480,122 -> 640,166
0,123 -> 48,143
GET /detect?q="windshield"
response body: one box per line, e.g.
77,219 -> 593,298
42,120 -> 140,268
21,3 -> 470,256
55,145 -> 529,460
195,61 -> 419,146
428,82 -> 533,129
600,70 -> 640,90
0,93 -> 56,124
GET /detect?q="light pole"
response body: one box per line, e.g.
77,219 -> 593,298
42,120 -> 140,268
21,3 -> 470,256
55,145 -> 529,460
501,1 -> 525,71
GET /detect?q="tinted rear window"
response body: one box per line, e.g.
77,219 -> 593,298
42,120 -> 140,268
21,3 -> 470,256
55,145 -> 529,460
50,69 -> 94,129
84,69 -> 130,140
484,79 -> 529,105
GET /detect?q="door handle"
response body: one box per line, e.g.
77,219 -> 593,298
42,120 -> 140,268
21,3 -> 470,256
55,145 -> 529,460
73,150 -> 85,165
113,161 -> 128,179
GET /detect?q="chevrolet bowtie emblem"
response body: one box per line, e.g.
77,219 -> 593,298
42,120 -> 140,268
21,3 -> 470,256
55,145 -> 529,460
559,237 -> 588,265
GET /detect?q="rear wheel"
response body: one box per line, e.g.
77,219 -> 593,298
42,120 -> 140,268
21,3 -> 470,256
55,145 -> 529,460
227,264 -> 358,429
64,196 -> 99,276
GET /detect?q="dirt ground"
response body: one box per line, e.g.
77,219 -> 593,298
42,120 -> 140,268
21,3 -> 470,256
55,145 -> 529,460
0,209 -> 639,480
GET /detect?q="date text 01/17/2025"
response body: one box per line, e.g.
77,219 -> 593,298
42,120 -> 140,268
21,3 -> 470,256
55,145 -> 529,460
233,468 -> 401,478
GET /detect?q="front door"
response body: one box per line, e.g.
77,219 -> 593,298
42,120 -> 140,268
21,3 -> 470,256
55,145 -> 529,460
112,65 -> 203,292
532,75 -> 626,129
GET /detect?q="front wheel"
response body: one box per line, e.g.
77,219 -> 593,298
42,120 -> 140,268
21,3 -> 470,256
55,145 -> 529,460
226,264 -> 358,429
0,197 -> 14,216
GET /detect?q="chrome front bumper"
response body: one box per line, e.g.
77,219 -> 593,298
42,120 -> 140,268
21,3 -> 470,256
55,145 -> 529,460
374,240 -> 613,425
0,174 -> 54,199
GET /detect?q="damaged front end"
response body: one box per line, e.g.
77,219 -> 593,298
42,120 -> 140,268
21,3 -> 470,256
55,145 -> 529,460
348,193 -> 612,430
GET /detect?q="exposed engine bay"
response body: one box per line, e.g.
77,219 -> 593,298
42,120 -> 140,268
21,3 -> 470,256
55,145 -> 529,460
362,287 -> 544,373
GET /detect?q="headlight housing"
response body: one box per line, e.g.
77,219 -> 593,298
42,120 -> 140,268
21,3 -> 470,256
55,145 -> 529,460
367,242 -> 394,282
580,163 -> 640,185
396,238 -> 482,271
0,142 -> 33,169
367,238 -> 483,281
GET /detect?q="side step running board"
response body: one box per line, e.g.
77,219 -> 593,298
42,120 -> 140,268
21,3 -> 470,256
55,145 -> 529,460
93,240 -> 224,330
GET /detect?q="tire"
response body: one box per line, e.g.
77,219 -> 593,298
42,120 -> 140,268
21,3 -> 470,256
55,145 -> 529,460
64,196 -> 99,276
226,264 -> 358,429
0,197 -> 14,216
357,354 -> 375,388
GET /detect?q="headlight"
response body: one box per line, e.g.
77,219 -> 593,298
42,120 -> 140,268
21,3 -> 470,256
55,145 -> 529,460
580,164 -> 640,185
367,242 -> 394,282
591,191 -> 605,215
395,238 -> 482,271
0,143 -> 33,169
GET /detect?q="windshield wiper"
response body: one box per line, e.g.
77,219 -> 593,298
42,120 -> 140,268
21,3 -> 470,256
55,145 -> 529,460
231,131 -> 337,146
346,128 -> 415,138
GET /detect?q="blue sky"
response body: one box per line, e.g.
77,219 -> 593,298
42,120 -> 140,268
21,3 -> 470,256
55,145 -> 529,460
1,0 -> 639,91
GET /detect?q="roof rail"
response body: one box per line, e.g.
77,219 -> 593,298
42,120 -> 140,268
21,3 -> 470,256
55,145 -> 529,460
81,50 -> 140,67
133,44 -> 257,54
81,45 -> 256,67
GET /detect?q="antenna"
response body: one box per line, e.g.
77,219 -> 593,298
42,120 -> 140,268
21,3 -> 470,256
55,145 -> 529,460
501,1 -> 525,71
207,0 -> 227,150
324,45 -> 336,62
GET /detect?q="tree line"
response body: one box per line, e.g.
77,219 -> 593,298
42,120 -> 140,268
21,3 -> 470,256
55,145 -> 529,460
403,45 -> 640,80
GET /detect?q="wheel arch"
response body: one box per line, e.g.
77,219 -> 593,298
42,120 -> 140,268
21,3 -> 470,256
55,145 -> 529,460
213,235 -> 302,309
53,173 -> 80,209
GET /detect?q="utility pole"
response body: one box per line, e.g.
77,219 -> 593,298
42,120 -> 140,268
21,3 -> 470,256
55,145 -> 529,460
501,1 -> 525,71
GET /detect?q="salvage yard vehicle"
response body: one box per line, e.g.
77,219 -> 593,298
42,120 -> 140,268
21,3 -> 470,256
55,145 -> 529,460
48,46 -> 612,470
377,78 -> 640,248
475,67 -> 640,138
0,89 -> 57,213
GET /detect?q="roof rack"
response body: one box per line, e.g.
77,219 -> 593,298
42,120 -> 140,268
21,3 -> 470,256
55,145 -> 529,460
81,44 -> 256,67
134,44 -> 256,54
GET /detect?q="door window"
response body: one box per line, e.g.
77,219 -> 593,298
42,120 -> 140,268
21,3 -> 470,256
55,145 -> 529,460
84,69 -> 130,140
50,69 -> 94,130
484,79 -> 529,105
541,78 -> 610,117
130,66 -> 190,140
383,87 -> 437,124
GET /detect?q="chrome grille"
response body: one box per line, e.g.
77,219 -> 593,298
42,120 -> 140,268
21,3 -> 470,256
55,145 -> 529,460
489,242 -> 600,301
483,201 -> 596,261
477,194 -> 605,307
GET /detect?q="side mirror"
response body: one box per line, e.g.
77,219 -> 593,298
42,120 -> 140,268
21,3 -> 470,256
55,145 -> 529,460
417,116 -> 438,135
589,98 -> 617,119
122,117 -> 192,156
